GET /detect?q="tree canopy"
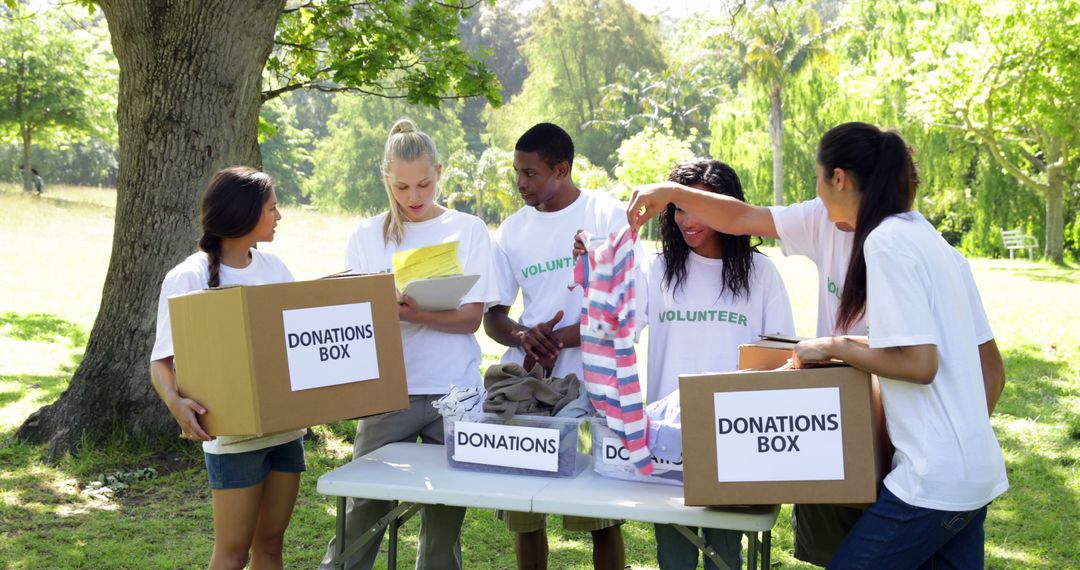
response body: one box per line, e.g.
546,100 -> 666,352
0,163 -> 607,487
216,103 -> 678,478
908,0 -> 1080,263
487,0 -> 667,168
0,5 -> 115,190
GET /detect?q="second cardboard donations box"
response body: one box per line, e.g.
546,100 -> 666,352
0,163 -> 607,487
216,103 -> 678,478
169,273 -> 408,436
678,339 -> 888,506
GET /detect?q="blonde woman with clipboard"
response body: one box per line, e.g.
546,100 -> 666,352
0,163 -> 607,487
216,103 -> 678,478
319,119 -> 499,570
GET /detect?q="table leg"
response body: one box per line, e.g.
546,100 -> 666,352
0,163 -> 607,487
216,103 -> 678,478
389,500 -> 399,569
335,496 -> 346,570
671,524 -> 732,570
762,531 -> 771,569
329,500 -> 421,568
747,531 -> 759,570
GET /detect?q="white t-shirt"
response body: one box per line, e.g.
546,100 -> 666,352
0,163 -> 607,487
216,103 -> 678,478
151,250 -> 306,455
345,209 -> 499,395
865,212 -> 1007,511
637,251 -> 796,403
492,190 -> 628,378
770,198 -> 866,336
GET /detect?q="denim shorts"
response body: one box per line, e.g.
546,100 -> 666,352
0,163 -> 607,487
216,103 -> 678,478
204,437 -> 306,490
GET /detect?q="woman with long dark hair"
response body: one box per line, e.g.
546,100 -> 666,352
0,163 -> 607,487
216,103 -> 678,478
625,124 -> 1007,566
639,158 -> 794,570
792,123 -> 1009,568
150,167 -> 305,569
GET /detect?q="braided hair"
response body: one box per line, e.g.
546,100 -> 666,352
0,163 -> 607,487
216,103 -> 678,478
198,167 -> 275,288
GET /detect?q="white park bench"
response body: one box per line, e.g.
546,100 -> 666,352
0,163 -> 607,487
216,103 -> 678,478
999,228 -> 1038,260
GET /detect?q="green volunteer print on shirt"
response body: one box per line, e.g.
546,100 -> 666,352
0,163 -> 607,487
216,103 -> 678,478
658,309 -> 749,326
520,256 -> 576,279
827,276 -> 842,301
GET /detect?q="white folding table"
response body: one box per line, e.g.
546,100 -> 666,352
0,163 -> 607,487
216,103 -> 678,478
318,443 -> 779,569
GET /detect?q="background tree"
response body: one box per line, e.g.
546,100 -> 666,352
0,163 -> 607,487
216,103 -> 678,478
442,146 -> 515,223
0,5 -> 114,192
304,94 -> 467,212
713,0 -> 835,205
456,0 -> 531,152
259,97 -> 316,204
615,125 -> 695,195
258,88 -> 337,204
615,125 -> 694,238
15,0 -> 500,459
908,0 -> 1080,263
487,0 -> 666,168
593,64 -> 725,157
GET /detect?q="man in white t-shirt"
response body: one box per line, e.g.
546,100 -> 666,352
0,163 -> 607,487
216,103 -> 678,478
484,123 -> 626,570
627,185 -> 1006,567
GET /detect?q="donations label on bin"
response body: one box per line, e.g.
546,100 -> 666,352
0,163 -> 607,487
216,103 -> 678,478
281,302 -> 380,391
453,421 -> 560,472
601,438 -> 683,471
714,387 -> 845,482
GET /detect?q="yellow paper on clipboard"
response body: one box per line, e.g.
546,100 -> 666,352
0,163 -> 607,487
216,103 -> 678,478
391,241 -> 464,290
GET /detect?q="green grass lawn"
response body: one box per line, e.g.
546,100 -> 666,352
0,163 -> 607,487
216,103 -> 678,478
1,183 -> 1077,568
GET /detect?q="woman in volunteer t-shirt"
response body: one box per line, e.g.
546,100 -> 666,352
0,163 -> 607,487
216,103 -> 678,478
318,119 -> 498,570
637,159 -> 795,570
625,140 -> 1006,567
150,167 -> 305,569
790,122 -> 1008,568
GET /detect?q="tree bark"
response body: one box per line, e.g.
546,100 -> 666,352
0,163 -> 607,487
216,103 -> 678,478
1044,171 -> 1065,265
16,0 -> 285,459
768,85 -> 785,206
20,125 -> 32,193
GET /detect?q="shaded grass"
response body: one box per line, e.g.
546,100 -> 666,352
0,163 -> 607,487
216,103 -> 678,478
5,305 -> 1072,568
0,312 -> 88,348
985,262 -> 1080,284
981,342 -> 1080,568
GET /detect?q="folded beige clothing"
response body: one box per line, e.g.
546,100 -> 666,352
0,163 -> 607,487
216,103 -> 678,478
482,362 -> 582,420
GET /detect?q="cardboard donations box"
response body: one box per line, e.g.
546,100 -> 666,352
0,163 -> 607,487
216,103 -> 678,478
678,341 -> 888,506
168,273 -> 408,436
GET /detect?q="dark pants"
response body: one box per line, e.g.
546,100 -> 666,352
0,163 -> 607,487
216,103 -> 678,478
319,395 -> 465,570
827,487 -> 987,569
792,503 -> 865,566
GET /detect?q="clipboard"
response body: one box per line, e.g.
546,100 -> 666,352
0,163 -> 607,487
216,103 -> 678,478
757,333 -> 809,344
402,274 -> 480,311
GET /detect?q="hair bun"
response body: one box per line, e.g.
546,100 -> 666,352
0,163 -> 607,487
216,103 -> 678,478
390,118 -> 416,135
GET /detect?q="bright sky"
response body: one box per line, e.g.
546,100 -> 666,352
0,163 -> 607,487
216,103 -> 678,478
28,0 -> 727,22
626,0 -> 726,18
516,0 -> 727,19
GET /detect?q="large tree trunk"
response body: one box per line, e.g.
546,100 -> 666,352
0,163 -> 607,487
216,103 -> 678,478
768,85 -> 784,206
1044,173 -> 1065,265
16,0 -> 285,459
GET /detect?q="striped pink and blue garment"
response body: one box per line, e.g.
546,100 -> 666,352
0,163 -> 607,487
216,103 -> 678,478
573,226 -> 653,475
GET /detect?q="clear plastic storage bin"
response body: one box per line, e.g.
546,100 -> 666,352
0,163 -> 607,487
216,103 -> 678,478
591,417 -> 684,486
444,412 -> 589,478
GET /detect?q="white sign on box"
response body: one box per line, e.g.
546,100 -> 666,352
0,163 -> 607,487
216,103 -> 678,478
453,421 -> 560,472
714,387 -> 845,482
601,437 -> 684,472
281,302 -> 380,391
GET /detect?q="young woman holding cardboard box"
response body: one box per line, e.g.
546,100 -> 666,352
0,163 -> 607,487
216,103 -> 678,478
318,119 -> 499,570
150,167 -> 306,570
787,123 -> 1009,568
626,127 -> 1006,567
